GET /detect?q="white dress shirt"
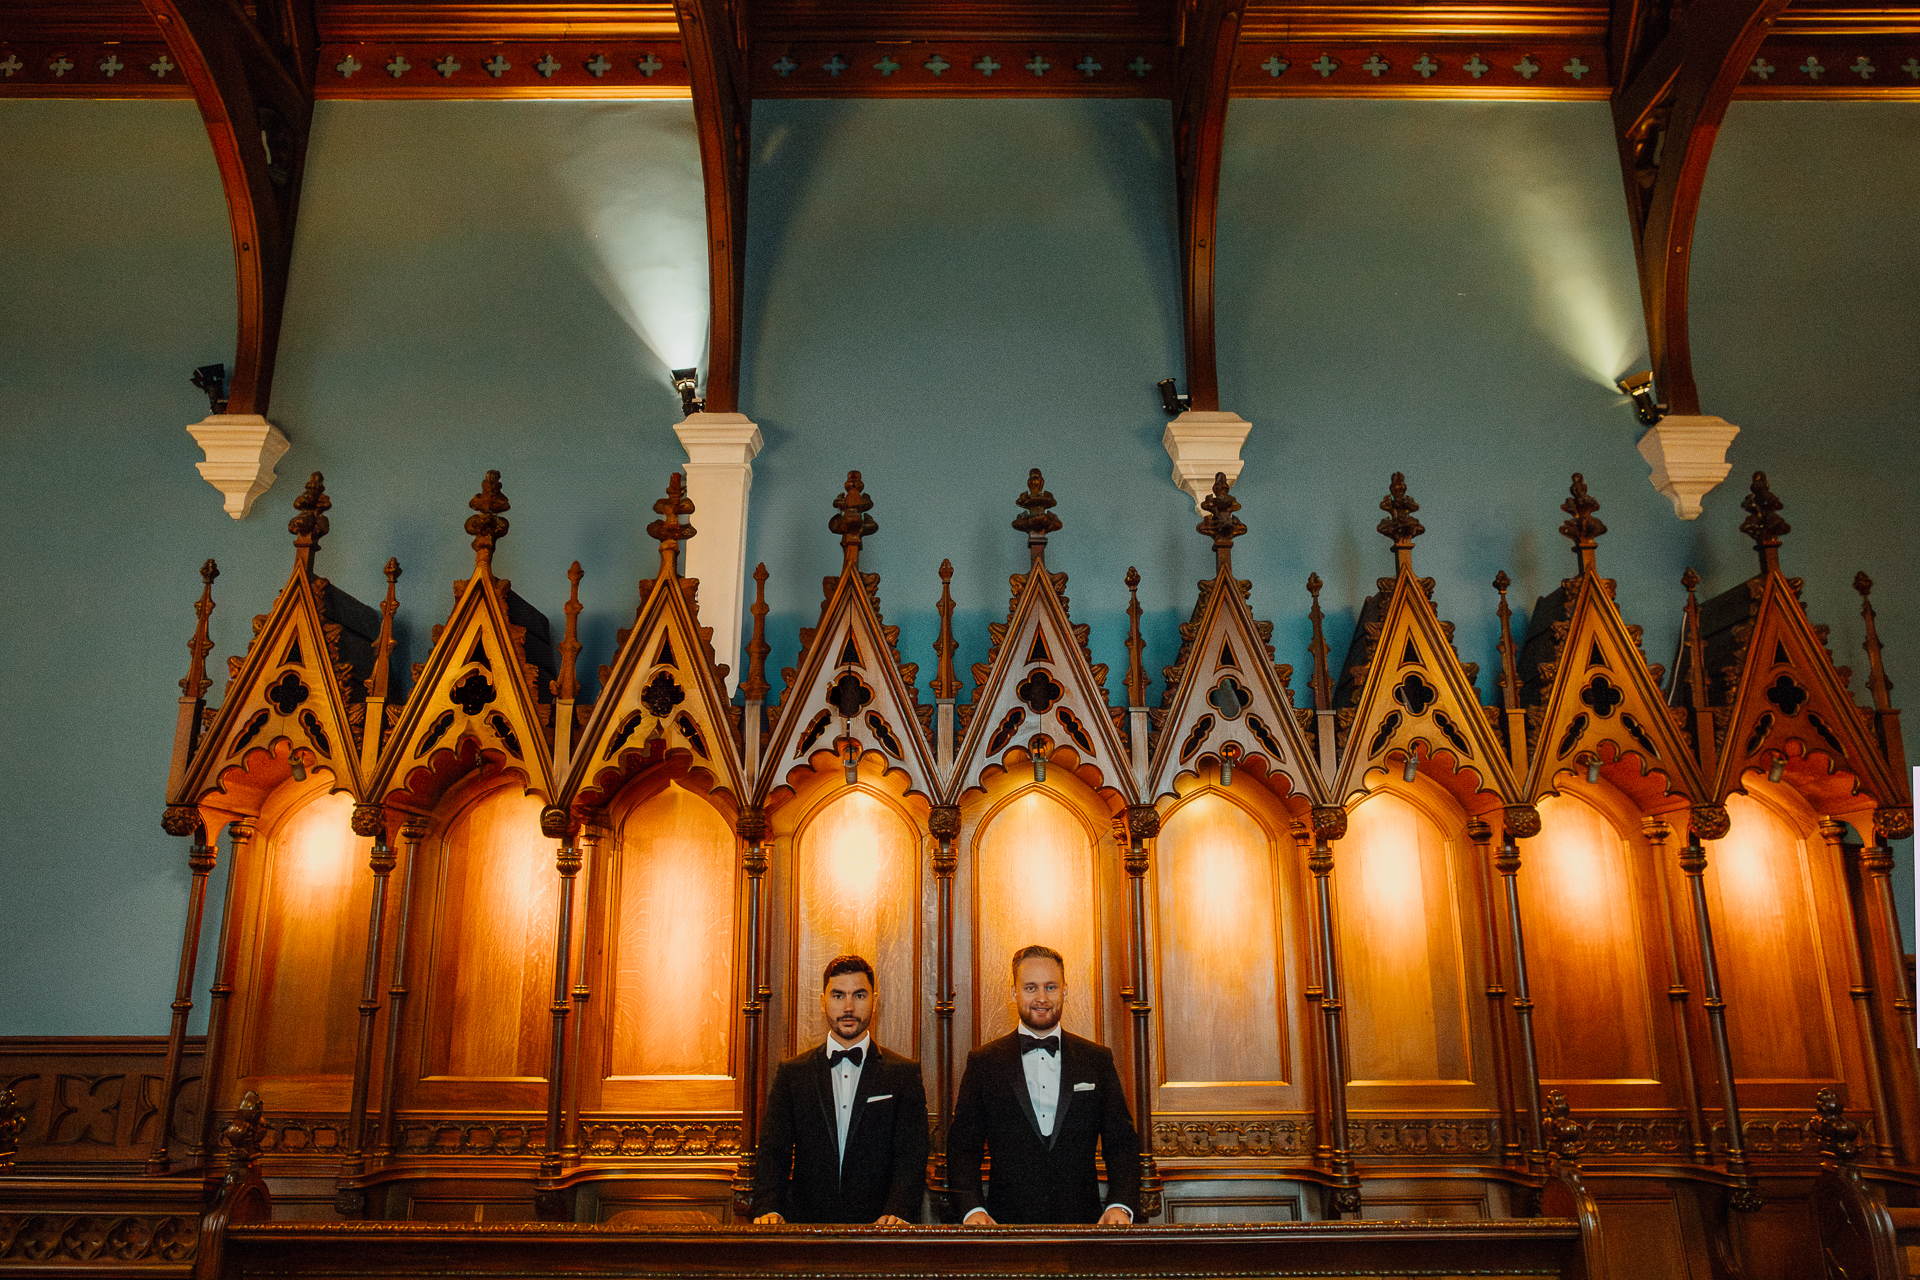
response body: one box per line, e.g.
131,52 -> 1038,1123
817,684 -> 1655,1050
826,1031 -> 871,1165
1018,1024 -> 1063,1136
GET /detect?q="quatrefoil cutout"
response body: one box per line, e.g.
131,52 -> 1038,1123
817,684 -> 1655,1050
1393,672 -> 1438,716
1764,674 -> 1808,716
1017,669 -> 1064,713
1208,677 -> 1251,720
1580,674 -> 1624,718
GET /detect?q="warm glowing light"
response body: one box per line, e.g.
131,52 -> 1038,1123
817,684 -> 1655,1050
556,103 -> 711,383
796,790 -> 917,1049
975,790 -> 1098,1044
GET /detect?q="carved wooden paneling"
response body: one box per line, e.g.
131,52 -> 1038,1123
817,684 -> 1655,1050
791,788 -> 920,1055
0,1039 -> 203,1171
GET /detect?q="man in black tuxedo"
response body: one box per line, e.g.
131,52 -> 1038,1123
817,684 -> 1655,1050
750,954 -> 929,1224
948,944 -> 1140,1225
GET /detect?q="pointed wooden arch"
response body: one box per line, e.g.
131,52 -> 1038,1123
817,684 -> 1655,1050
175,474 -> 376,820
951,471 -> 1134,808
757,472 -> 940,807
562,476 -> 746,818
1146,476 -> 1324,809
369,473 -> 556,816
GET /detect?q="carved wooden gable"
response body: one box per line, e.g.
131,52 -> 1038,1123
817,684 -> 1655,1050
176,475 -> 377,817
1700,475 -> 1904,815
1331,475 -> 1519,810
563,476 -> 746,815
1519,476 -> 1705,812
757,473 -> 940,805
1146,476 -> 1323,807
369,473 -> 557,813
950,470 -> 1134,803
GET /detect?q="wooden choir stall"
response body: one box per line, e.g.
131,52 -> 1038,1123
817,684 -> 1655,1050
2,463 -> 1914,1280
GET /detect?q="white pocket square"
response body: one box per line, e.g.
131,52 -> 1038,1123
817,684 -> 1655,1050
1073,1082 -> 1096,1092
865,1094 -> 893,1102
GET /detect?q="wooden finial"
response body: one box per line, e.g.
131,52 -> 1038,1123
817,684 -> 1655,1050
368,558 -> 401,701
1306,572 -> 1332,712
1740,472 -> 1789,577
645,472 -> 697,575
1679,567 -> 1708,712
1199,472 -> 1246,572
828,471 -> 878,569
555,562 -> 584,703
1377,472 -> 1424,574
932,559 -> 960,700
1494,571 -> 1520,711
180,559 -> 219,701
743,563 -> 772,703
1012,468 -> 1062,562
1559,474 -> 1606,577
1124,567 -> 1147,707
1856,571 -> 1894,713
466,470 -> 511,569
289,472 -> 330,574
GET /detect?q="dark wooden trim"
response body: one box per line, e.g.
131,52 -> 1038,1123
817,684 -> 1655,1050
675,0 -> 749,414
1171,0 -> 1240,413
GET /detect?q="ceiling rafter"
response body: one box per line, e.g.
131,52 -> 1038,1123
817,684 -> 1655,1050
139,0 -> 318,417
1171,0 -> 1241,413
675,0 -> 750,413
1608,0 -> 1793,416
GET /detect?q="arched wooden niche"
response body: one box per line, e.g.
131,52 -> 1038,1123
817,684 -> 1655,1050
1151,784 -> 1304,1113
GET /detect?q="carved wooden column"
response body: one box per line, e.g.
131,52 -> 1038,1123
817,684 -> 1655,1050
151,807 -> 219,1174
1679,804 -> 1760,1209
1289,820 -> 1331,1167
1467,819 -> 1520,1164
539,807 -> 582,1193
1859,809 -> 1920,1163
1816,819 -> 1899,1164
563,818 -> 605,1164
193,818 -> 255,1161
1307,805 -> 1361,1216
732,805 -> 770,1214
929,804 -> 961,1210
339,803 -> 394,1189
1495,806 -> 1549,1176
374,818 -> 429,1159
1120,805 -> 1163,1219
1642,816 -> 1711,1164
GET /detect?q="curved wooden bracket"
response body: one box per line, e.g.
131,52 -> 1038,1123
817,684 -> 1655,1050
1172,0 -> 1241,414
1609,0 -> 1790,416
676,0 -> 749,415
141,0 -> 315,417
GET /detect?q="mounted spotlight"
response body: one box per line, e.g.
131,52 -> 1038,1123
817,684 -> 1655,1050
1615,371 -> 1665,426
1027,734 -> 1054,783
672,368 -> 704,417
1768,754 -> 1787,784
1586,756 -> 1603,785
1219,741 -> 1242,788
1157,378 -> 1190,417
288,751 -> 308,782
191,363 -> 228,415
842,736 -> 859,786
1402,751 -> 1418,783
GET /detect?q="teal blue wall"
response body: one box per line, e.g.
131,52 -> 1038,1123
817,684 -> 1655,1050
0,94 -> 1912,1035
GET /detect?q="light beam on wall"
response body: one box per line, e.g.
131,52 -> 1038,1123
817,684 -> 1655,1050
556,104 -> 711,385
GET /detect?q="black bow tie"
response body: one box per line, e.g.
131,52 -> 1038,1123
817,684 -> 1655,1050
1021,1035 -> 1060,1056
828,1046 -> 864,1069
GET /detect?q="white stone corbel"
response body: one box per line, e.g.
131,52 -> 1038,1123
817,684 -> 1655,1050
1163,410 -> 1253,512
673,412 -> 764,695
186,414 -> 292,519
1637,415 -> 1740,520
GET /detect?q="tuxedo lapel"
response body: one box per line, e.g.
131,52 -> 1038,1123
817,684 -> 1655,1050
1006,1036 -> 1046,1147
1049,1034 -> 1079,1145
841,1043 -> 886,1156
810,1045 -> 836,1146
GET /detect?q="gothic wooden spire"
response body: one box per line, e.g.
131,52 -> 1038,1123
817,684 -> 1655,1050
1198,472 -> 1246,573
1306,572 -> 1332,712
288,472 -> 330,575
1377,472 -> 1424,575
368,558 -> 401,701
1559,474 -> 1606,577
743,562 -> 772,704
932,559 -> 960,701
829,471 -> 878,568
1856,572 -> 1893,713
646,472 -> 696,576
1124,567 -> 1147,707
556,562 -> 584,704
466,470 -> 511,571
1678,567 -> 1708,713
180,559 -> 219,700
1740,471 -> 1789,577
1494,571 -> 1519,712
1012,468 -> 1062,563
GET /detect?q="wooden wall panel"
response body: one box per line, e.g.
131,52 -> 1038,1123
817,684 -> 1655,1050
792,788 -> 919,1055
425,788 -> 558,1080
606,782 -> 737,1082
1154,792 -> 1287,1088
1518,794 -> 1660,1087
1335,792 -> 1474,1087
1706,792 -> 1840,1087
972,788 -> 1100,1047
244,791 -> 371,1081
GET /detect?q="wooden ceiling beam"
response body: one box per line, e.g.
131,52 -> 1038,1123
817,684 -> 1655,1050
141,0 -> 317,416
676,0 -> 749,413
1172,0 -> 1242,413
1608,0 -> 1790,416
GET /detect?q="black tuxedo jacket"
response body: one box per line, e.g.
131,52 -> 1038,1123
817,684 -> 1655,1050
946,1030 -> 1140,1224
750,1041 -> 929,1224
